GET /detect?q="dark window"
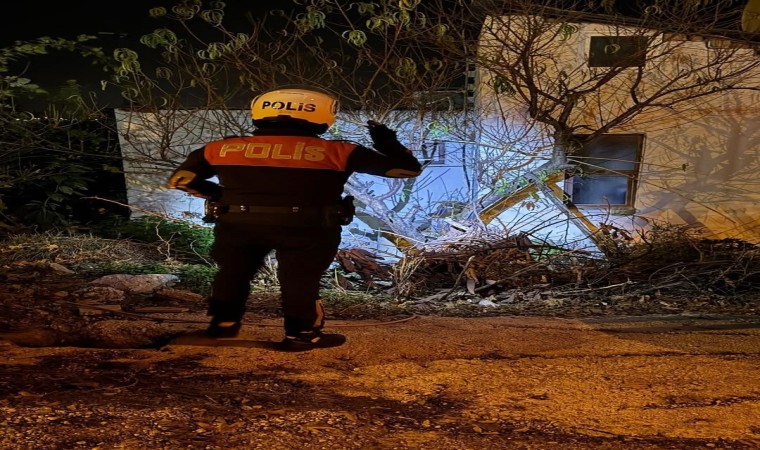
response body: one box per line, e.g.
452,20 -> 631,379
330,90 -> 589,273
588,36 -> 648,67
419,141 -> 447,166
566,134 -> 644,207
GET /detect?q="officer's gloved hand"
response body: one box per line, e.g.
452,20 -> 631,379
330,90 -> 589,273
367,120 -> 398,145
367,120 -> 412,158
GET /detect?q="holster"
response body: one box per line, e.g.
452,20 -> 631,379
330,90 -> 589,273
202,200 -> 223,224
337,195 -> 356,226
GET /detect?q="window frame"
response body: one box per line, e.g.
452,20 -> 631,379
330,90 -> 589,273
419,140 -> 447,166
587,35 -> 649,68
564,133 -> 644,210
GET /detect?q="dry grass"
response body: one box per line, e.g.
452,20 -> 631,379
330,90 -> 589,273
0,231 -> 165,269
3,226 -> 759,301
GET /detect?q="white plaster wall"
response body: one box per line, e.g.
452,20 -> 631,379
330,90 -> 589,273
633,91 -> 760,241
476,17 -> 760,246
115,108 -> 477,256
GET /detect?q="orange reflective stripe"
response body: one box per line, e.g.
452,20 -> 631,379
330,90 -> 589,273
204,136 -> 354,171
313,299 -> 325,328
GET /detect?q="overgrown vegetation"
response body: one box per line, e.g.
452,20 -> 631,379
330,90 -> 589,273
2,219 -> 757,309
104,216 -> 215,264
103,0 -> 760,252
1,1 -> 758,312
0,117 -> 127,230
1,34 -> 126,232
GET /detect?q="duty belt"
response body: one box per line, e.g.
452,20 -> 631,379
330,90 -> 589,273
204,198 -> 354,227
224,205 -> 314,214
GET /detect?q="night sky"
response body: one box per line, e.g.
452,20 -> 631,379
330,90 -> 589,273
4,1 -> 159,44
2,1 -> 281,45
5,0 -> 754,42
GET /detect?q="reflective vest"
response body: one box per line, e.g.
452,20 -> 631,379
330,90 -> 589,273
204,135 -> 356,171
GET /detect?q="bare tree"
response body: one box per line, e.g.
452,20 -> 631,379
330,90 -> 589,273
413,0 -> 760,250
109,0 -> 473,246
109,0 -> 760,252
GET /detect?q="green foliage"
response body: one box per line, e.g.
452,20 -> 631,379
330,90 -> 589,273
112,216 -> 214,263
320,288 -> 379,307
1,35 -> 111,107
96,260 -> 173,275
0,34 -> 122,231
0,231 -> 166,272
491,75 -> 516,95
295,7 -> 326,32
21,161 -> 92,226
529,243 -> 567,261
174,264 -> 218,295
101,0 -> 465,115
0,116 -> 125,230
557,23 -> 579,40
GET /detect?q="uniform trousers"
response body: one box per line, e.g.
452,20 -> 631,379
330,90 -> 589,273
207,217 -> 342,335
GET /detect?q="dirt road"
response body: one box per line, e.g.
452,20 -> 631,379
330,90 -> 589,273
1,314 -> 759,449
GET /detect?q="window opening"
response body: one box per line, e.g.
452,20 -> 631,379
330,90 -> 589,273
566,134 -> 643,208
588,36 -> 648,67
419,140 -> 447,166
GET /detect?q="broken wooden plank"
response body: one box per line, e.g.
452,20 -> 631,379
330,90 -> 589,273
77,305 -> 122,316
132,307 -> 190,313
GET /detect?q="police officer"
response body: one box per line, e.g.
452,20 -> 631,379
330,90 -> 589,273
167,87 -> 422,351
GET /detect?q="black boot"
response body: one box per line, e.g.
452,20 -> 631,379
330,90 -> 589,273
205,319 -> 242,338
276,331 -> 346,352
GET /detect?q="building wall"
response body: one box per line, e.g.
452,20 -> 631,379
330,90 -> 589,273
476,18 -> 760,247
634,90 -> 760,242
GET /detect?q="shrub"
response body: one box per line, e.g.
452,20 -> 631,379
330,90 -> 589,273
106,215 -> 214,264
175,264 -> 218,296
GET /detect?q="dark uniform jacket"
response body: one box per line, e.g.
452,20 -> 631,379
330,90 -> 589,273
169,127 -> 422,223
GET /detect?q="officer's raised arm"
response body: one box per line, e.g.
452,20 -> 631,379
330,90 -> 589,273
346,120 -> 423,178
